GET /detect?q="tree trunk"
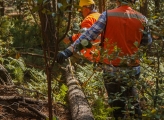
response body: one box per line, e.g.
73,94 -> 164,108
140,0 -> 148,17
38,0 -> 57,119
0,1 -> 4,16
154,0 -> 160,13
98,0 -> 106,13
66,65 -> 94,120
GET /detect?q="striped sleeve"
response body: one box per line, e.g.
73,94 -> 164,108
71,11 -> 107,47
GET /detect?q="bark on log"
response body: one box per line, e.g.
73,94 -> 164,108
0,64 -> 13,85
66,65 -> 94,120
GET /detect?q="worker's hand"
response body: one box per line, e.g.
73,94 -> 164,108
56,49 -> 73,64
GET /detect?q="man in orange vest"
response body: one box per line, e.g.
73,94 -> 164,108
57,0 -> 152,119
63,0 -> 101,62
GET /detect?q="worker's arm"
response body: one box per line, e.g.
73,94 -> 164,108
56,12 -> 107,64
72,11 -> 107,49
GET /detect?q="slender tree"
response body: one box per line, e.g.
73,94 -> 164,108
140,0 -> 148,17
98,0 -> 106,13
154,0 -> 160,13
36,0 -> 73,119
0,1 -> 4,16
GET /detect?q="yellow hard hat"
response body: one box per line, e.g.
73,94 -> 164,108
79,0 -> 95,7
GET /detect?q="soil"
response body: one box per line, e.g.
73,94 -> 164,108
0,85 -> 71,120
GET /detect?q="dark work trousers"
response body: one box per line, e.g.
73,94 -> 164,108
103,67 -> 142,120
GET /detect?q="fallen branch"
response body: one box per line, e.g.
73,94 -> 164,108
19,102 -> 48,119
4,85 -> 46,96
0,96 -> 46,104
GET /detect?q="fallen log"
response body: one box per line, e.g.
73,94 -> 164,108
0,96 -> 46,104
0,64 -> 13,85
66,65 -> 94,120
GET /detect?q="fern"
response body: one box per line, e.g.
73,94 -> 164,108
53,84 -> 68,104
75,63 -> 104,96
4,57 -> 25,84
92,97 -> 114,120
8,57 -> 26,71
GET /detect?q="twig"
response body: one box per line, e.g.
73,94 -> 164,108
3,85 -> 46,97
2,102 -> 17,113
19,102 -> 48,119
21,52 -> 53,60
68,58 -> 74,79
22,85 -> 26,103
82,71 -> 95,88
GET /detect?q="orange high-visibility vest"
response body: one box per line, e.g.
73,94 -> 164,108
102,6 -> 146,66
72,12 -> 101,62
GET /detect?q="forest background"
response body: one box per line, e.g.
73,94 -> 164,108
0,0 -> 164,120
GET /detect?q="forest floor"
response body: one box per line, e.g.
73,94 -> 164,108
0,85 -> 71,120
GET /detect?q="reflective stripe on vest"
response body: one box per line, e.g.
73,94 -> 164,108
107,12 -> 145,19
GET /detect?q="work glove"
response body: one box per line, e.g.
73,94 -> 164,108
56,48 -> 73,64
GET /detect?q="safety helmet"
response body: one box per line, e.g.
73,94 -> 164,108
79,0 -> 95,7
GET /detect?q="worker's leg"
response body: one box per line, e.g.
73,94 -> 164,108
104,80 -> 125,119
103,73 -> 142,119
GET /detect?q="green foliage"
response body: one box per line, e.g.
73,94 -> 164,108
1,53 -> 67,103
75,63 -> 104,97
53,84 -> 68,104
46,116 -> 59,120
0,16 -> 14,57
0,16 -> 13,41
4,57 -> 25,84
10,18 -> 41,48
0,39 -> 15,56
26,68 -> 47,94
136,1 -> 164,117
92,98 -> 114,120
